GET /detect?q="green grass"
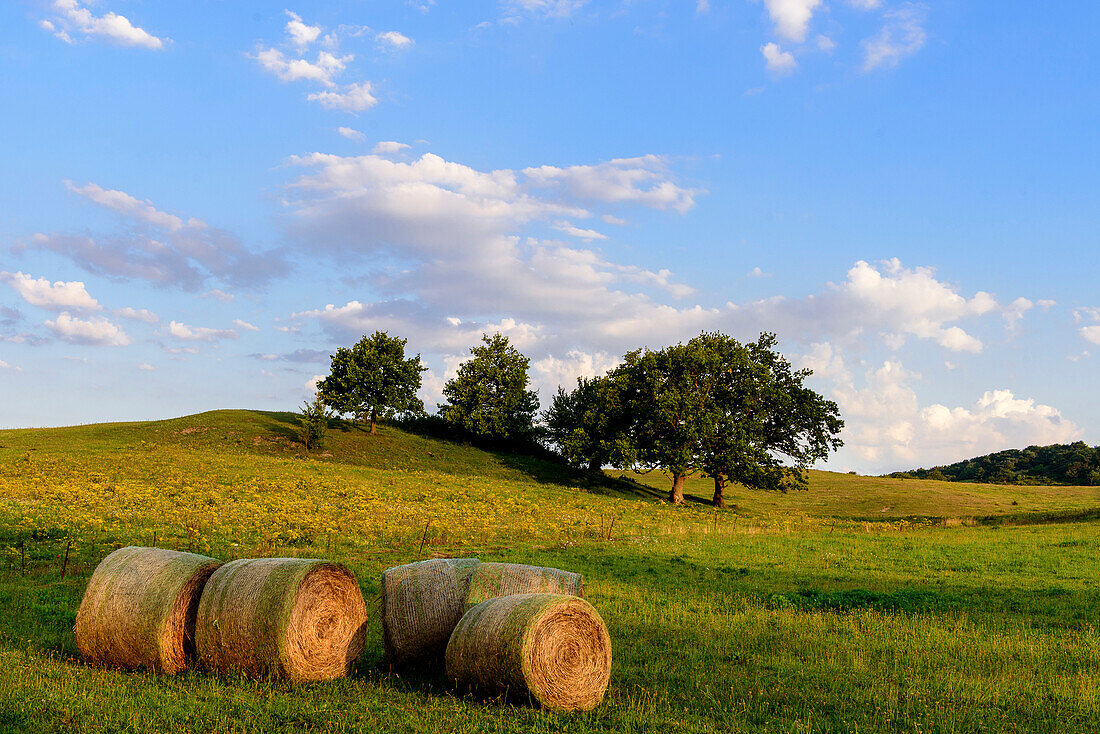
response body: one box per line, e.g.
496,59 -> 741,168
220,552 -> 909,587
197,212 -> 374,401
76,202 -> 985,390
2,410 -> 1099,733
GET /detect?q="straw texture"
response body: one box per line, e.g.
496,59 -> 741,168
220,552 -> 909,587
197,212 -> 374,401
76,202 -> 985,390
445,593 -> 612,712
464,563 -> 583,609
195,558 -> 368,681
381,557 -> 480,668
74,546 -> 223,673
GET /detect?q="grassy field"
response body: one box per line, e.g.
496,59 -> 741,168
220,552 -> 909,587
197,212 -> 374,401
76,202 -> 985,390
1,410 -> 1099,733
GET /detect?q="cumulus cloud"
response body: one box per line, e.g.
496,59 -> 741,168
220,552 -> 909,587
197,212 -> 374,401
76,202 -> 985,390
285,10 -> 322,47
234,319 -> 260,332
761,42 -> 797,74
45,312 -> 131,346
281,149 -> 1021,371
252,11 -> 393,113
554,221 -> 607,241
373,141 -> 411,154
862,4 -> 927,72
65,181 -> 184,230
42,0 -> 166,49
167,321 -> 238,342
1080,326 -> 1100,346
23,182 -> 287,291
798,343 -> 1081,470
530,349 -> 620,396
137,363 -> 155,371
763,0 -> 822,43
0,271 -> 100,311
338,126 -> 366,141
307,82 -> 378,112
114,307 -> 159,324
376,31 -> 413,49
523,155 -> 698,213
254,47 -> 350,86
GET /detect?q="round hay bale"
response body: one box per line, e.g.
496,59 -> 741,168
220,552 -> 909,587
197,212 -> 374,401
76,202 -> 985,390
445,593 -> 612,712
381,557 -> 480,669
74,546 -> 223,673
464,562 -> 583,609
195,558 -> 367,681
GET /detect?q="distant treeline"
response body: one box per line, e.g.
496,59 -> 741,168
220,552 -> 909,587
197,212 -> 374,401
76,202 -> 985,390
890,442 -> 1100,486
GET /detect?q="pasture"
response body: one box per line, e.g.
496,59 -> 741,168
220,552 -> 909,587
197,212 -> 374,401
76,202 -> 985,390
1,410 -> 1098,733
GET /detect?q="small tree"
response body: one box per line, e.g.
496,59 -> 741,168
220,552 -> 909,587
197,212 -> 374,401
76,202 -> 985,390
317,331 -> 427,435
544,376 -> 633,473
441,333 -> 539,441
299,393 -> 333,451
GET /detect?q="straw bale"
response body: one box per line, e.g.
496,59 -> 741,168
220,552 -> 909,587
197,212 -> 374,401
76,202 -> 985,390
74,546 -> 223,673
464,562 -> 583,608
445,593 -> 612,712
195,557 -> 367,681
381,557 -> 480,669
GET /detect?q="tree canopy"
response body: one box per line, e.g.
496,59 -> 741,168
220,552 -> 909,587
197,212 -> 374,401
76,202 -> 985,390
441,333 -> 540,441
546,331 -> 844,505
316,331 -> 426,434
891,442 -> 1100,486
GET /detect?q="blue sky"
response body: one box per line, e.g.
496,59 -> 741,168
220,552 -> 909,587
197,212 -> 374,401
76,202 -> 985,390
1,0 -> 1097,474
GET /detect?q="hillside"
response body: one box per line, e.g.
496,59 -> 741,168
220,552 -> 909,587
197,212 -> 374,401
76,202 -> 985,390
892,442 -> 1100,486
3,410 -> 1100,733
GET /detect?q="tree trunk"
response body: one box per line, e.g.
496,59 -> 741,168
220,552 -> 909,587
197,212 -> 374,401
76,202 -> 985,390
369,407 -> 378,435
587,458 -> 602,474
669,473 -> 686,504
712,475 -> 727,508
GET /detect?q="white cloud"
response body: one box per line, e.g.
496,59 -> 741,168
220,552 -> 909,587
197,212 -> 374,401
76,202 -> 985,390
43,0 -> 166,49
45,312 -> 131,346
1073,306 -> 1100,324
66,181 -> 185,230
0,359 -> 22,373
254,47 -> 351,86
203,289 -> 236,303
285,10 -> 322,48
373,141 -> 411,154
27,183 -> 287,291
696,0 -> 711,13
114,307 -> 159,324
1037,299 -> 1057,311
554,221 -> 607,241
848,0 -> 881,8
167,320 -> 238,342
137,363 -> 155,371
338,126 -> 366,141
862,4 -> 927,72
306,374 -> 325,392
1003,297 -> 1033,331
503,0 -> 589,20
763,0 -> 822,43
1080,326 -> 1100,346
800,344 -> 1082,470
530,350 -> 620,395
308,82 -> 378,112
0,271 -> 100,311
376,31 -> 413,49
816,35 -> 836,52
234,318 -> 260,332
601,214 -> 627,226
761,42 -> 797,74
748,266 -> 770,278
523,155 -> 698,213
282,148 -> 1023,368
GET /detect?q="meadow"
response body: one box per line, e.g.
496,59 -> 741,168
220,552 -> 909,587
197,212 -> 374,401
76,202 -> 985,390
1,410 -> 1098,733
